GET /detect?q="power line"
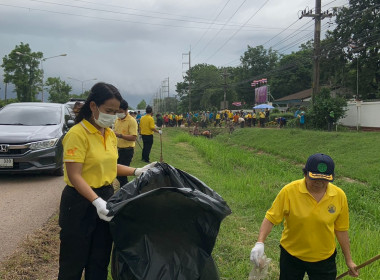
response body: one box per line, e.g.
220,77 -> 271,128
192,0 -> 232,51
0,2 -> 315,33
205,0 -> 271,62
71,0 -> 291,31
193,0 -> 248,60
220,2 -> 349,68
0,2 -> 248,30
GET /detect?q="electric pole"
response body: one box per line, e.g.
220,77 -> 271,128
182,50 -> 191,112
162,77 -> 170,112
221,69 -> 230,109
299,0 -> 332,103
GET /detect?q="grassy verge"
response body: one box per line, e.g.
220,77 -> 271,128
155,127 -> 379,279
0,213 -> 60,280
1,127 -> 378,279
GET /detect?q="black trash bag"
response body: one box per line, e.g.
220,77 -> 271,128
107,162 -> 231,280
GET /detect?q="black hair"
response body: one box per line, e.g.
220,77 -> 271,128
146,106 -> 152,114
120,99 -> 129,110
75,82 -> 122,124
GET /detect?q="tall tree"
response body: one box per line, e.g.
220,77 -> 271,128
328,0 -> 380,99
1,42 -> 43,101
176,64 -> 224,111
70,90 -> 90,100
137,99 -> 147,109
270,42 -> 313,99
45,77 -> 72,103
234,45 -> 280,105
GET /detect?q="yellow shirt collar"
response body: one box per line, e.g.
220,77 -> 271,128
299,178 -> 337,196
81,119 -> 113,139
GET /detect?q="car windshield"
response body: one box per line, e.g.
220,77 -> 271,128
0,105 -> 62,125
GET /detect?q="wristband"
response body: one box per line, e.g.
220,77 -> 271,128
133,168 -> 137,176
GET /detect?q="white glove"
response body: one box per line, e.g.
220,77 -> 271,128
158,130 -> 162,135
250,242 -> 265,267
134,161 -> 157,177
92,197 -> 113,222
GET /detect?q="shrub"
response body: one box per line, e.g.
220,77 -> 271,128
269,113 -> 295,122
307,88 -> 347,130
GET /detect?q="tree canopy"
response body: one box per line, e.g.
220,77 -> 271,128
2,42 -> 43,102
137,99 -> 147,109
46,77 -> 72,103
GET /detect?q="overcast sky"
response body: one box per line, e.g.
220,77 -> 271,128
0,0 -> 347,107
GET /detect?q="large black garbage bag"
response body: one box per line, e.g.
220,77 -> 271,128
107,162 -> 231,280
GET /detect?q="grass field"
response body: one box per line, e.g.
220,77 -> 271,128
124,127 -> 379,279
0,126 -> 378,279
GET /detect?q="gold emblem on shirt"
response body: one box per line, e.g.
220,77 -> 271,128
328,204 -> 336,214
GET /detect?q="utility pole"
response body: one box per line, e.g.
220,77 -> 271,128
182,50 -> 191,112
221,69 -> 230,109
162,77 -> 169,112
299,1 -> 332,103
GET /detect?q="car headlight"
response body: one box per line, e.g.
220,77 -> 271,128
29,138 -> 59,150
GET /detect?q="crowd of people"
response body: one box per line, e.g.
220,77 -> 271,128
59,83 -> 359,280
153,108 -> 275,129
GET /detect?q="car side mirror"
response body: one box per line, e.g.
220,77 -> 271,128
67,120 -> 75,128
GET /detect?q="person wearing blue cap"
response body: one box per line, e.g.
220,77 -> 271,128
250,153 -> 359,279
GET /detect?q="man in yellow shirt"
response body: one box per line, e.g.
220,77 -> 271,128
114,100 -> 138,186
139,106 -> 161,163
250,153 -> 359,280
259,110 -> 266,127
215,112 -> 221,127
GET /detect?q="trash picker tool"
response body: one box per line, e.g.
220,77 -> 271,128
159,131 -> 163,162
336,254 -> 380,279
136,137 -> 143,150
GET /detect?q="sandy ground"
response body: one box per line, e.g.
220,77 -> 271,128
0,173 -> 65,264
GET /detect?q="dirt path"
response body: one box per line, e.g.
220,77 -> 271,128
0,174 -> 65,264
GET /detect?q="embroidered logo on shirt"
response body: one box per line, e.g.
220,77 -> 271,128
328,204 -> 336,214
67,147 -> 78,156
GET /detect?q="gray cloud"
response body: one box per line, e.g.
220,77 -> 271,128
0,0 -> 346,107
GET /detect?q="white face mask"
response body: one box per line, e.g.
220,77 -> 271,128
116,113 -> 126,119
94,107 -> 117,128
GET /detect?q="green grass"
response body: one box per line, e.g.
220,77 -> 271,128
215,128 -> 380,187
110,127 -> 379,279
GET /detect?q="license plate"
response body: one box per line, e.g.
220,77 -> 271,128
0,158 -> 13,168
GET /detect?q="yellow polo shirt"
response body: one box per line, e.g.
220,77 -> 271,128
139,114 -> 155,135
114,114 -> 138,148
265,178 -> 349,262
63,119 -> 118,188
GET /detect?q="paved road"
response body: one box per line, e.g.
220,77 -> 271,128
0,174 -> 65,264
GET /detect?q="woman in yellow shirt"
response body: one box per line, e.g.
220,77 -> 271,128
58,82 -> 154,280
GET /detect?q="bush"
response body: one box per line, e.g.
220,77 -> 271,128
269,113 -> 295,122
307,88 -> 347,130
0,98 -> 19,108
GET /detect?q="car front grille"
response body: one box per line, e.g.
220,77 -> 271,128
0,144 -> 30,155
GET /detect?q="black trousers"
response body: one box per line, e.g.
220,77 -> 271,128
141,134 -> 153,162
279,246 -> 337,280
117,147 -> 134,187
58,185 -> 114,280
